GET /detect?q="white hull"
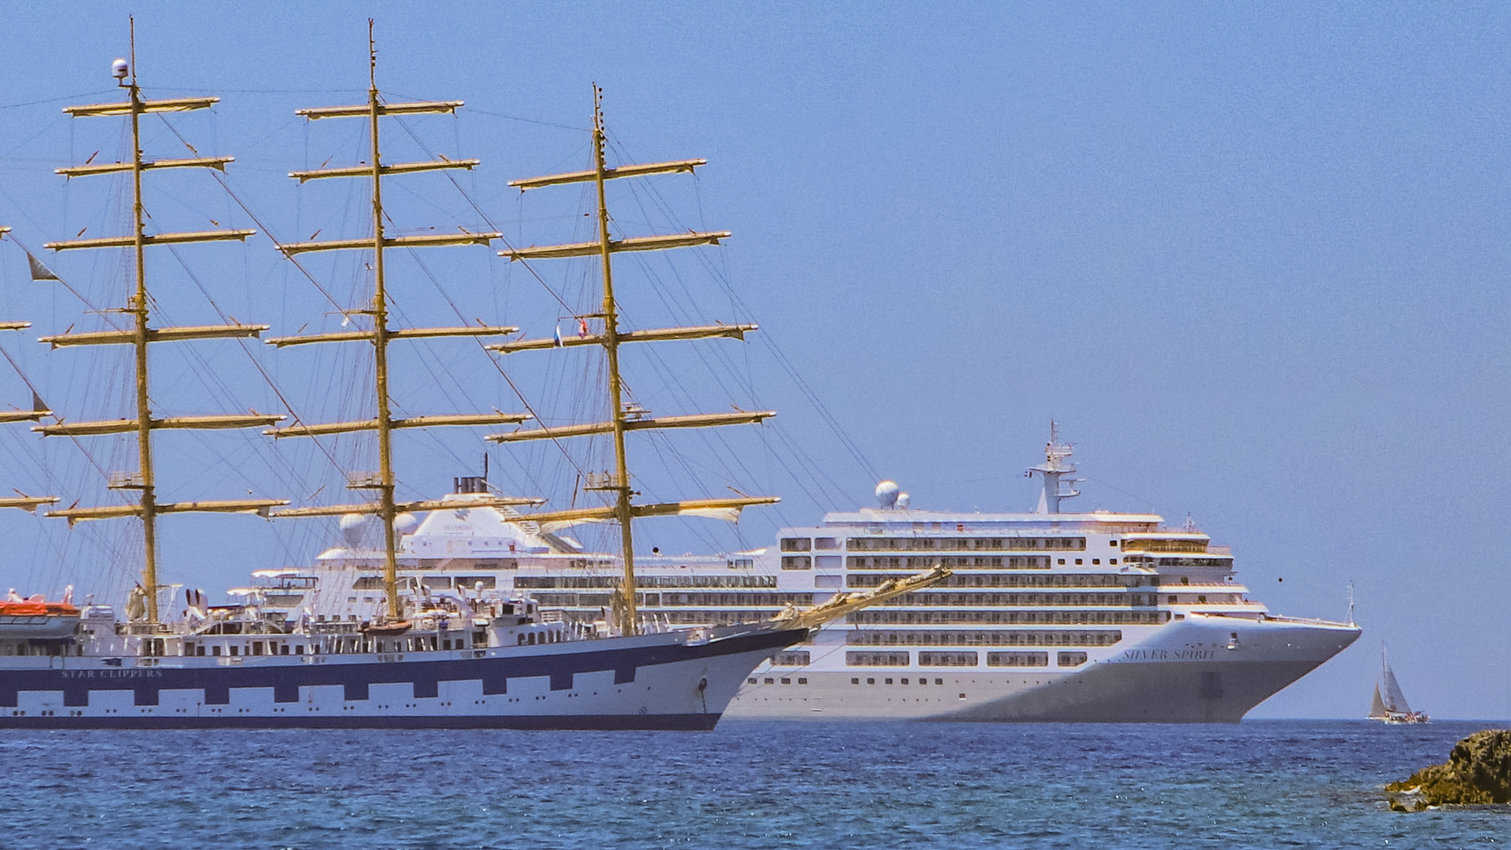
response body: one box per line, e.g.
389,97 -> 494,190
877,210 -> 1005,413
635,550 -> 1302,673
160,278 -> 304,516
728,615 -> 1359,722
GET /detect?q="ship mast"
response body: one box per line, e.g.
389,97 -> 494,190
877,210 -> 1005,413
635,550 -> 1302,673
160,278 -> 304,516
38,21 -> 291,627
592,90 -> 641,632
268,21 -> 539,622
489,86 -> 778,635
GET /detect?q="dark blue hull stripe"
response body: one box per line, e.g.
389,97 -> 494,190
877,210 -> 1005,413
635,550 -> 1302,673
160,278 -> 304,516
0,713 -> 721,731
0,627 -> 805,711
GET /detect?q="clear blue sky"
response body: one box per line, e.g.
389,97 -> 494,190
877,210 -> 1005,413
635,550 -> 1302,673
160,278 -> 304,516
0,1 -> 1504,719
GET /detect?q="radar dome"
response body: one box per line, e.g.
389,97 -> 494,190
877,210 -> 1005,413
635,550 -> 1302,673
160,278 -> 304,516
897,492 -> 911,509
393,512 -> 419,536
875,480 -> 900,508
338,513 -> 370,547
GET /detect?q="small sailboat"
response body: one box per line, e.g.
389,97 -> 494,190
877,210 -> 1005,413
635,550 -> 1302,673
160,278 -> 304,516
1368,645 -> 1427,724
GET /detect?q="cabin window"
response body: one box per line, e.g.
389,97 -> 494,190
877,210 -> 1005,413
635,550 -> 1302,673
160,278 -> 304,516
230,646 -> 239,657
252,642 -> 263,656
780,538 -> 811,552
196,645 -> 206,657
295,645 -> 304,656
212,645 -> 222,657
814,537 -> 839,550
780,556 -> 811,571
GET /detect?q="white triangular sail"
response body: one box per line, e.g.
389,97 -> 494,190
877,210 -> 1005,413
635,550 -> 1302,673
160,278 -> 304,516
1368,684 -> 1388,719
1380,658 -> 1411,714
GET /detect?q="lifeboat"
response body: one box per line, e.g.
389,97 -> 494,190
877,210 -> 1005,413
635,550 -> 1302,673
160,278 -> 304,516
0,591 -> 80,640
0,593 -> 81,638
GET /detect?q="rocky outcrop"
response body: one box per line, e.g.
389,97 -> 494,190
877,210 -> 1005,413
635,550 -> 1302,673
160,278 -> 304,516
1387,729 -> 1511,811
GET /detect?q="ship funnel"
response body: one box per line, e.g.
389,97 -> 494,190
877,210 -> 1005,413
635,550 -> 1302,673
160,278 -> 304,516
453,475 -> 488,494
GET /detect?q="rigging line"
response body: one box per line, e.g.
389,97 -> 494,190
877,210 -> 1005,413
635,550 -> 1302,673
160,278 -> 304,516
383,95 -> 590,133
0,89 -> 116,110
609,138 -> 881,481
637,432 -> 732,555
160,240 -> 350,484
0,343 -> 112,484
386,115 -> 576,314
155,86 -> 367,95
608,164 -> 857,503
402,246 -> 589,481
379,300 -> 522,500
617,274 -> 773,497
0,233 -> 127,331
612,252 -> 789,504
156,116 -> 351,319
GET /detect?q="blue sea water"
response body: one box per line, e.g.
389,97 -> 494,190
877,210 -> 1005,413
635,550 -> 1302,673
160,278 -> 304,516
3,720 -> 1506,848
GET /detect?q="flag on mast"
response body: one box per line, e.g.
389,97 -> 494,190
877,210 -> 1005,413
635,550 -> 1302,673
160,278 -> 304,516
25,252 -> 58,281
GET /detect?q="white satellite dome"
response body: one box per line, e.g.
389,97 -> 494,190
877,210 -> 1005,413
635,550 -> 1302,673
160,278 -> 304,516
338,513 -> 370,547
897,492 -> 911,509
874,480 -> 900,509
393,512 -> 419,536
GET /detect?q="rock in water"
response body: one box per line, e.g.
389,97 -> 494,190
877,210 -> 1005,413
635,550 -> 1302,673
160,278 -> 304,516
1387,729 -> 1511,810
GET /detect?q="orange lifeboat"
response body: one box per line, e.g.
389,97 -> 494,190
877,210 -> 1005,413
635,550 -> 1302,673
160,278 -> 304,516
0,591 -> 81,638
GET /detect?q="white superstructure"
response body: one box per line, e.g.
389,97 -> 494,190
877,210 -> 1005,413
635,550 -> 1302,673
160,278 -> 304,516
250,429 -> 1360,723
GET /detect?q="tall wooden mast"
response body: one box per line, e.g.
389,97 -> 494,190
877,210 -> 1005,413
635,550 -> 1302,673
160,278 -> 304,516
268,21 -> 538,622
39,19 -> 290,626
590,90 -> 641,632
489,86 -> 779,635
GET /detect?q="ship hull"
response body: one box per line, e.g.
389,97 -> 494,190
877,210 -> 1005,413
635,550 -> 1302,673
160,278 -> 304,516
727,615 -> 1360,722
0,625 -> 807,730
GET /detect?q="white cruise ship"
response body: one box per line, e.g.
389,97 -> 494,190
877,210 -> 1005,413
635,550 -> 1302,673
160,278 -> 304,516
245,428 -> 1360,722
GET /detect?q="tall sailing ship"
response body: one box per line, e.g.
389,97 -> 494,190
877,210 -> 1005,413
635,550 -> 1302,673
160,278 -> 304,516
0,25 -> 940,730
